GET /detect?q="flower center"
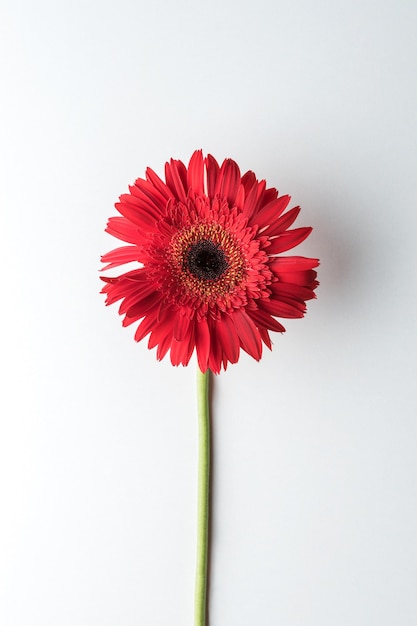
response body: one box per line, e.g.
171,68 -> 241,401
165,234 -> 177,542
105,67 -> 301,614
166,220 -> 248,305
185,239 -> 229,281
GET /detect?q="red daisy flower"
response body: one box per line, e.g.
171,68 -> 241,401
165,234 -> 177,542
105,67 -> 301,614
101,150 -> 319,374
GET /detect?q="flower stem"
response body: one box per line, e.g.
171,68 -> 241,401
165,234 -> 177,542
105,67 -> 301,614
195,368 -> 210,626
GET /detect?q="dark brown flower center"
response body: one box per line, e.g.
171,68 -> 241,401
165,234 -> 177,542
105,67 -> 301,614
167,221 -> 247,303
185,239 -> 229,281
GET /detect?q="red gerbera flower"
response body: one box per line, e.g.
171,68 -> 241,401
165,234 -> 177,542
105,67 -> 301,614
101,150 -> 318,374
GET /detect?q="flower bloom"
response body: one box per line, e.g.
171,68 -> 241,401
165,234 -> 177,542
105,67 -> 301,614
101,151 -> 318,373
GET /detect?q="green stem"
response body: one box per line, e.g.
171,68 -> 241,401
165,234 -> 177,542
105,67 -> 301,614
194,368 -> 210,626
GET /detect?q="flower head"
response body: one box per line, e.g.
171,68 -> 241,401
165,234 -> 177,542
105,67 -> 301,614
101,151 -> 318,373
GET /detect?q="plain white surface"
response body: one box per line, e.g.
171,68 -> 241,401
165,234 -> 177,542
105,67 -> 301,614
1,0 -> 417,624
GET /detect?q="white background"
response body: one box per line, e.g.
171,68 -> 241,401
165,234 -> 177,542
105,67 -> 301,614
1,1 -> 416,624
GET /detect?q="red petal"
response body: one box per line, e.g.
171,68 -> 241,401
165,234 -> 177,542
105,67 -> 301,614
134,314 -> 157,342
208,321 -> 223,374
125,291 -> 163,319
270,282 -> 317,302
100,276 -> 118,285
231,309 -> 262,360
267,227 -> 312,254
165,159 -> 187,202
215,158 -> 241,205
205,154 -> 220,197
122,269 -> 152,281
241,170 -> 256,194
187,150 -> 204,196
262,187 -> 279,204
183,322 -> 196,365
234,184 -> 246,210
250,195 -> 291,229
195,318 -> 211,372
130,179 -> 169,215
261,206 -> 301,237
116,197 -> 158,230
119,281 -> 158,315
247,308 -> 286,333
105,217 -> 139,244
258,326 -> 272,349
156,332 -> 173,361
170,339 -> 184,366
145,167 -> 175,201
102,273 -> 148,306
260,299 -> 305,318
147,307 -> 173,348
101,245 -> 140,271
243,179 -> 272,221
216,314 -> 240,364
242,178 -> 263,219
269,256 -> 320,272
173,312 -> 192,342
170,330 -> 195,366
276,271 -> 318,289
